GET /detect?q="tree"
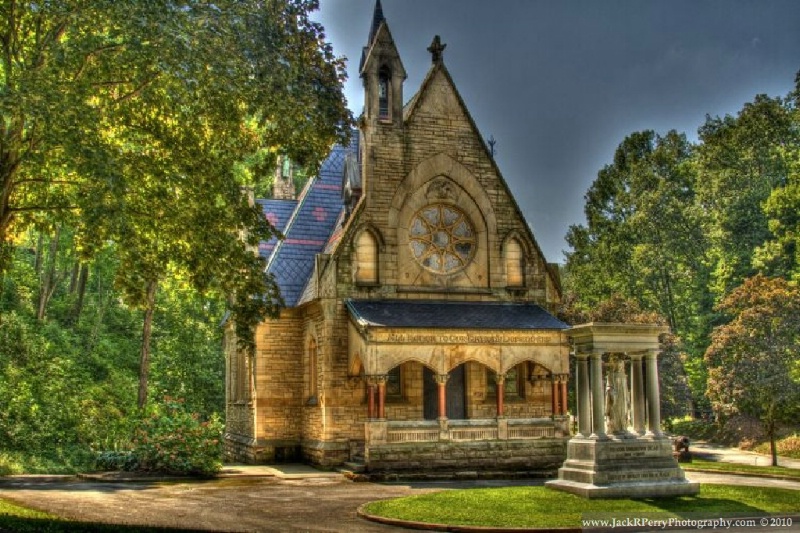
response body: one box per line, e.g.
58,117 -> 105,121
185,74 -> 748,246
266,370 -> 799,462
694,94 -> 796,299
1,1 -> 352,407
705,275 -> 800,466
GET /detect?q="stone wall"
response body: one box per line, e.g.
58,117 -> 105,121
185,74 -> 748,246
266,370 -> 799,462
365,438 -> 568,473
254,313 -> 303,441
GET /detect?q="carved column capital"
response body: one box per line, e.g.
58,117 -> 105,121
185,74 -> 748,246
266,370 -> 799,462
434,373 -> 450,385
367,374 -> 388,386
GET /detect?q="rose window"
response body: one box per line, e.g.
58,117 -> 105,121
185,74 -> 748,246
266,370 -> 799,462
408,204 -> 476,274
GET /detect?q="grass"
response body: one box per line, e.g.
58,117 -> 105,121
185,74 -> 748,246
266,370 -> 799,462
362,485 -> 800,529
0,498 -> 202,532
684,458 -> 800,479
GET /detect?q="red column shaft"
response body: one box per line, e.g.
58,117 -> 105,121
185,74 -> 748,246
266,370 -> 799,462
496,384 -> 505,417
560,380 -> 568,415
367,384 -> 376,419
438,381 -> 447,419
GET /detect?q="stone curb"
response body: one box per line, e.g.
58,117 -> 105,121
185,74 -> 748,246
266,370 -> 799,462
356,503 -> 580,532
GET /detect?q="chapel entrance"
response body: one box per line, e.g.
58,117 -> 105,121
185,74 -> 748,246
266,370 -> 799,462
423,364 -> 466,420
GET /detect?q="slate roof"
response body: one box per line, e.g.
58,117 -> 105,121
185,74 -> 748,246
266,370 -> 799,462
345,299 -> 569,330
257,198 -> 297,258
263,136 -> 359,307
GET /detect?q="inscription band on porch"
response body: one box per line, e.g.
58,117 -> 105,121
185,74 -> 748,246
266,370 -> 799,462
373,331 -> 558,344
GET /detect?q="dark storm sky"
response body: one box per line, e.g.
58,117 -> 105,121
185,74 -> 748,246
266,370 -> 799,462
313,0 -> 800,263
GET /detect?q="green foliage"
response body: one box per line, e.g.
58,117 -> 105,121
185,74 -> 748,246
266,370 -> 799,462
0,230 -> 226,473
130,398 -> 223,477
94,450 -> 139,472
564,77 -> 800,425
705,275 -> 800,465
670,418 -> 718,441
754,434 -> 800,460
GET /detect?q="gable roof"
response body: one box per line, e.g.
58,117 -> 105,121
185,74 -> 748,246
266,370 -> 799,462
263,136 -> 359,307
257,198 -> 297,258
404,60 -> 561,293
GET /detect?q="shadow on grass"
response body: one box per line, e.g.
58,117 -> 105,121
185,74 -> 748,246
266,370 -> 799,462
637,495 -> 771,517
0,515 -> 218,532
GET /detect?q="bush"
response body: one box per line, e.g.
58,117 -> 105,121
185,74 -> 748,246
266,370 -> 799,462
754,434 -> 800,459
94,450 -> 139,472
130,397 -> 223,476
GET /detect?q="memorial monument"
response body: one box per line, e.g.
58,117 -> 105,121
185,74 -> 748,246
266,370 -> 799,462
546,323 -> 700,498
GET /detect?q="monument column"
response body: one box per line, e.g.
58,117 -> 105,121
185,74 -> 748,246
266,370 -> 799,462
576,355 -> 591,437
495,373 -> 506,418
645,350 -> 662,437
630,354 -> 646,435
435,374 -> 449,419
376,375 -> 387,419
590,351 -> 606,439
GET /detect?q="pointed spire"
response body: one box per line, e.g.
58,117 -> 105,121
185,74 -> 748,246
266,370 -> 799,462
368,0 -> 385,46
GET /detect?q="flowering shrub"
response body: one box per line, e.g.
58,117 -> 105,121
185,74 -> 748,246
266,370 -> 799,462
131,397 -> 223,476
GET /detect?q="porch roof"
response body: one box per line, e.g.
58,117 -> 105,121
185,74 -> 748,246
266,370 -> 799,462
345,299 -> 568,330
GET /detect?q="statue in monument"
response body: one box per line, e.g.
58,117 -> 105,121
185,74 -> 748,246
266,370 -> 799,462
604,358 -> 629,434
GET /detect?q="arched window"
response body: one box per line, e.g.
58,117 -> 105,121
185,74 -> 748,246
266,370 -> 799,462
505,238 -> 525,287
308,338 -> 318,402
378,67 -> 390,119
355,230 -> 379,284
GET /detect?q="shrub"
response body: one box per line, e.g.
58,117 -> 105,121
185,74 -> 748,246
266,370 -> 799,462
131,397 -> 223,476
94,450 -> 139,472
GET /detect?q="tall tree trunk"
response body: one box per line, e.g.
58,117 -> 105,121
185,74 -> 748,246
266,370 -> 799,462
137,280 -> 158,410
34,232 -> 45,275
69,260 -> 80,293
767,416 -> 778,467
37,226 -> 61,321
70,263 -> 89,324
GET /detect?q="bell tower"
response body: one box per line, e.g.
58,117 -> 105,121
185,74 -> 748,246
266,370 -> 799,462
360,0 -> 406,128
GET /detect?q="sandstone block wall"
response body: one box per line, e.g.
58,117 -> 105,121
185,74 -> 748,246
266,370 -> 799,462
365,438 -> 568,473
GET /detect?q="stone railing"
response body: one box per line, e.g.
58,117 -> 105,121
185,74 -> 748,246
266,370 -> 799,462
366,417 -> 568,445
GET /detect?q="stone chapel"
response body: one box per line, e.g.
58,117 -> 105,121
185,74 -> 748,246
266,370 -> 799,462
225,1 -> 631,474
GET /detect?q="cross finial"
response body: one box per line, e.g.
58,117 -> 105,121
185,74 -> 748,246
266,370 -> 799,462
427,35 -> 446,64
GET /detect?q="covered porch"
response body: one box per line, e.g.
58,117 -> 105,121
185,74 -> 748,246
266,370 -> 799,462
346,299 -> 571,472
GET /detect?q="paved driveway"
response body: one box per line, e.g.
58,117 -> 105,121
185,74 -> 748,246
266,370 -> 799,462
0,463 -> 799,532
0,474 -> 544,532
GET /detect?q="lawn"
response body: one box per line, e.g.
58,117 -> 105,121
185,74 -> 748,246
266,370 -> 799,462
362,485 -> 800,529
684,458 -> 800,480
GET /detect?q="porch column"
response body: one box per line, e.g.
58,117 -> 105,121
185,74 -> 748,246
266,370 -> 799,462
435,374 -> 449,420
645,350 -> 662,437
550,376 -> 559,416
630,354 -> 646,435
576,354 -> 591,437
590,351 -> 606,439
376,375 -> 387,420
560,375 -> 569,416
495,373 -> 506,418
366,377 -> 377,419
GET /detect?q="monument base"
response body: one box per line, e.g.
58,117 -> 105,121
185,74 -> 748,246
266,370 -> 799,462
546,434 -> 700,499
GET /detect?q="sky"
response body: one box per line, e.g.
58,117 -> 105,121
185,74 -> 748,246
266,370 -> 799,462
312,0 -> 800,263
